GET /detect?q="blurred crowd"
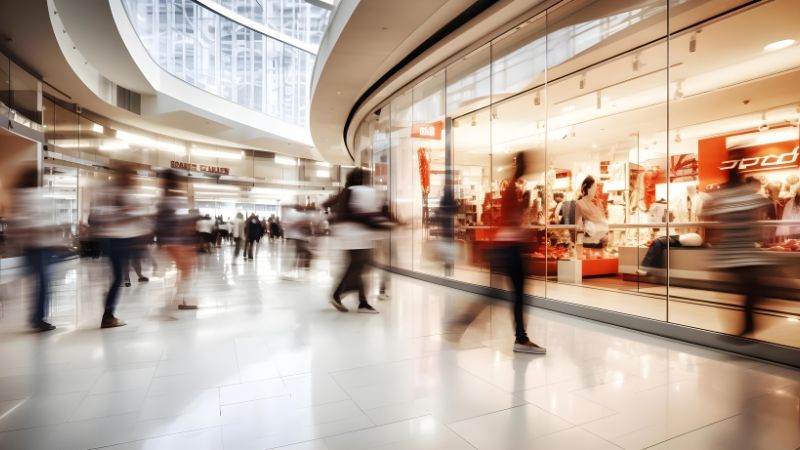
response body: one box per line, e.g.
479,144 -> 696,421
1,155 -> 777,352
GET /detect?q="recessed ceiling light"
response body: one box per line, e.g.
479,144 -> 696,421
764,39 -> 795,52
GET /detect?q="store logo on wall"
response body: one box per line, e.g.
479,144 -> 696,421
170,160 -> 230,175
719,142 -> 800,173
411,121 -> 443,140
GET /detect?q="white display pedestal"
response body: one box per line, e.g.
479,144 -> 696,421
557,258 -> 582,283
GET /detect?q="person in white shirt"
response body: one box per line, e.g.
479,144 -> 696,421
231,212 -> 245,262
8,165 -> 63,332
89,165 -> 144,328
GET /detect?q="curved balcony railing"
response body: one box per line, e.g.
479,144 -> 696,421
204,0 -> 331,46
122,0 -> 323,127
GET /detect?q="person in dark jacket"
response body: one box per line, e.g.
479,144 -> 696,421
245,214 -> 263,260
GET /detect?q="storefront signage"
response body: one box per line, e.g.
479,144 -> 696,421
411,121 -> 443,140
170,160 -> 230,175
719,142 -> 799,174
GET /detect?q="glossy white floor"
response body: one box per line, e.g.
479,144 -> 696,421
0,240 -> 798,450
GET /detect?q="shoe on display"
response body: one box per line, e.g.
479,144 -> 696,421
330,296 -> 348,312
138,276 -> 149,282
101,317 -> 127,329
31,321 -> 56,332
357,303 -> 379,314
513,340 -> 546,354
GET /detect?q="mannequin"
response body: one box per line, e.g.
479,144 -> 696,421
777,187 -> 800,238
575,175 -> 609,248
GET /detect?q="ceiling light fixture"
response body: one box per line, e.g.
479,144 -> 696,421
99,141 -> 130,152
764,39 -> 795,52
192,147 -> 243,160
155,141 -> 186,155
470,115 -> 477,127
116,130 -> 154,147
579,74 -> 586,90
675,130 -> 682,143
533,92 -> 541,106
674,80 -> 684,100
758,112 -> 769,132
315,161 -> 331,167
91,123 -> 104,134
689,30 -> 700,53
632,53 -> 640,72
316,170 -> 331,178
275,155 -> 297,166
596,92 -> 602,110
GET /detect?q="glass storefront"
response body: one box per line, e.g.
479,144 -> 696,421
39,96 -> 343,239
356,0 -> 800,349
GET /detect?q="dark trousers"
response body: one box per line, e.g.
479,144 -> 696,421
246,239 -> 258,259
104,238 -> 131,319
25,248 -> 51,325
234,238 -> 243,258
502,245 -> 529,343
731,266 -> 764,334
334,249 -> 369,303
641,235 -> 680,268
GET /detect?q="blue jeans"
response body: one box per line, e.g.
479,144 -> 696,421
25,248 -> 52,324
104,239 -> 131,319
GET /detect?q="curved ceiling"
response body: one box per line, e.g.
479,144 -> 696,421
309,0 -> 551,164
0,0 -> 320,160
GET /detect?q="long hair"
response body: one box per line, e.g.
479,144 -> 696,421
579,175 -> 596,200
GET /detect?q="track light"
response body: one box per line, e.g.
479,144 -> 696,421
674,80 -> 684,100
689,30 -> 700,53
632,53 -> 640,72
758,112 -> 769,132
533,92 -> 541,106
675,130 -> 682,143
579,74 -> 586,90
471,115 -> 477,127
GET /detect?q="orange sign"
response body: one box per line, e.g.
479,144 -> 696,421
411,121 -> 443,140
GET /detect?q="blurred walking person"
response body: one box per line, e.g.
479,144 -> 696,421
702,171 -> 771,337
123,199 -> 152,287
245,213 -> 263,260
497,152 -> 545,354
231,212 -> 245,262
325,168 -> 384,314
89,164 -> 143,328
283,205 -> 314,275
155,169 -> 199,309
8,166 -> 62,331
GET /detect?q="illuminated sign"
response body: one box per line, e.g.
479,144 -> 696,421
411,121 -> 443,140
719,143 -> 799,173
171,160 -> 230,175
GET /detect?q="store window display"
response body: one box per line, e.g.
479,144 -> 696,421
364,0 -> 800,348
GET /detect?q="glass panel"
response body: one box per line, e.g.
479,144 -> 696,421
411,72 -> 447,277
390,90 -> 413,271
540,0 -> 669,320
666,0 -> 800,347
447,44 -> 491,118
9,61 -> 42,128
121,0 -> 315,126
489,91 -> 547,298
491,13 -> 547,104
452,108 -> 491,286
0,52 -> 9,121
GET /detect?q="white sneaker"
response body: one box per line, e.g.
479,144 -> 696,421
377,293 -> 390,301
513,341 -> 546,354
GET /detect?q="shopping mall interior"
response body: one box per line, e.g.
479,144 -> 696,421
0,0 -> 798,448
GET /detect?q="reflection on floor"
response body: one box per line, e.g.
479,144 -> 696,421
413,255 -> 800,348
0,239 -> 798,449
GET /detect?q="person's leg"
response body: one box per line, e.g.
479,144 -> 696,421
734,266 -> 760,335
102,239 -> 128,326
26,248 -> 53,329
331,249 -> 358,312
354,249 -> 378,313
507,245 -> 528,343
234,238 -> 242,259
